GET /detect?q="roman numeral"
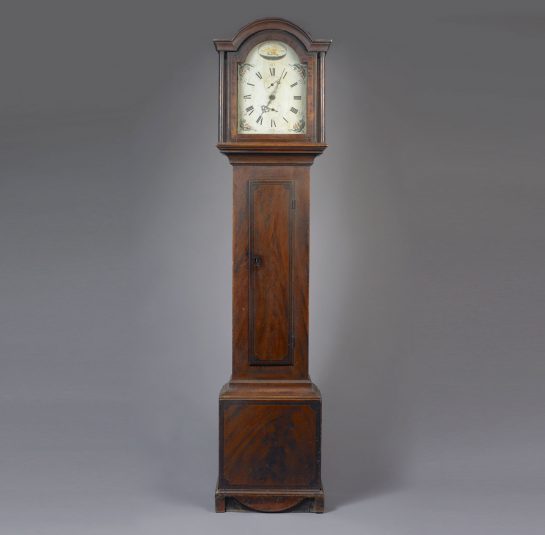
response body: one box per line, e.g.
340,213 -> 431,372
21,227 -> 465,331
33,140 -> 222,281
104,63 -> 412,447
269,67 -> 275,76
256,116 -> 263,125
283,117 -> 288,123
290,81 -> 298,88
246,105 -> 254,115
243,94 -> 251,99
270,119 -> 276,128
256,71 -> 262,79
290,107 -> 298,114
246,82 -> 255,86
282,71 -> 287,79
294,95 -> 302,100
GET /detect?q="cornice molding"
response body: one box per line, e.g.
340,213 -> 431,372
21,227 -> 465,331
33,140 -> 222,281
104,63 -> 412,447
214,18 -> 331,53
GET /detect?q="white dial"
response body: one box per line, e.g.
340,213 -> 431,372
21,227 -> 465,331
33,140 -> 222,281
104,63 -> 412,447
238,40 -> 307,134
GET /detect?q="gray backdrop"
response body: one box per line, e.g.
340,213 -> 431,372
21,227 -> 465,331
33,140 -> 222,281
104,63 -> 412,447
1,1 -> 544,533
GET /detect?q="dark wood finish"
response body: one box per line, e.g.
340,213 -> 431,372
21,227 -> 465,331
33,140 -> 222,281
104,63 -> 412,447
216,492 -> 324,513
216,381 -> 323,513
214,18 -> 330,514
249,180 -> 294,365
228,495 -> 310,513
220,400 -> 320,488
232,165 -> 309,380
213,18 -> 331,53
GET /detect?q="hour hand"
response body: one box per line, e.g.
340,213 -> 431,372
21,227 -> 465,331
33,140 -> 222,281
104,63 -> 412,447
266,69 -> 285,89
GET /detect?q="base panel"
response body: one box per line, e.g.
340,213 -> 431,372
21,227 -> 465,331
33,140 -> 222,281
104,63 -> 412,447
217,381 -> 323,513
215,486 -> 324,513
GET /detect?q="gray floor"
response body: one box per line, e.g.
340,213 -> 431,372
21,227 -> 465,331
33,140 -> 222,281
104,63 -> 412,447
5,479 -> 544,535
3,434 -> 543,535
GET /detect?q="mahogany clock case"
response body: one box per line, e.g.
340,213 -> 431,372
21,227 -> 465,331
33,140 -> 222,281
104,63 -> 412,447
214,19 -> 331,514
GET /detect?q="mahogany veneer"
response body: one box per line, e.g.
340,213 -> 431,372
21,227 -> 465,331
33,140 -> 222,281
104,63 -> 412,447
214,19 -> 331,513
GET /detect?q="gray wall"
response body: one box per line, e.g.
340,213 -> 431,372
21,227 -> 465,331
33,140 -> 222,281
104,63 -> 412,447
1,1 -> 544,533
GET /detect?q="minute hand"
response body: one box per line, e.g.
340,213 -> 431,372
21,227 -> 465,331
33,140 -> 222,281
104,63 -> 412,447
266,68 -> 286,89
259,69 -> 285,122
265,69 -> 286,104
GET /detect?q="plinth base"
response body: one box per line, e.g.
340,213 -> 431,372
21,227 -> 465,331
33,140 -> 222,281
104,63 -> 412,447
215,483 -> 324,513
216,380 -> 323,513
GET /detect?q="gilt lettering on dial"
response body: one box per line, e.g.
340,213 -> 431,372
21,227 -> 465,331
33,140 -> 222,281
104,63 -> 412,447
238,40 -> 307,134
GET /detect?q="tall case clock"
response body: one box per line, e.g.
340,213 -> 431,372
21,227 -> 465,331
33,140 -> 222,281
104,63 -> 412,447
214,18 -> 331,513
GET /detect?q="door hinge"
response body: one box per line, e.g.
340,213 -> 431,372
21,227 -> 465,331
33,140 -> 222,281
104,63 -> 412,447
291,198 -> 296,209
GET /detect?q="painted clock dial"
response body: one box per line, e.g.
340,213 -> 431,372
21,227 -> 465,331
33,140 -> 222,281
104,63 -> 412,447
237,40 -> 307,134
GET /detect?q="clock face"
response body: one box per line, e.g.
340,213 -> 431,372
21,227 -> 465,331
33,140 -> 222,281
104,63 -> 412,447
238,40 -> 307,135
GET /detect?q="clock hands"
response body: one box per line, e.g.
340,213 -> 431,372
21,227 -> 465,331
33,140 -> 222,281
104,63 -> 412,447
266,79 -> 281,89
256,68 -> 285,124
266,68 -> 286,93
255,104 -> 279,125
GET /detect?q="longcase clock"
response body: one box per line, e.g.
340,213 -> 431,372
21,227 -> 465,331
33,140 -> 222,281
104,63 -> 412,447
214,18 -> 331,513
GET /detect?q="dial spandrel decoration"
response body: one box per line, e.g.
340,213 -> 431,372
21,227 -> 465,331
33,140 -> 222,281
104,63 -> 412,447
238,40 -> 307,134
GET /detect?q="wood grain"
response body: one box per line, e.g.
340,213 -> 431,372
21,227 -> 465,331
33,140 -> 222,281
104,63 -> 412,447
250,181 -> 293,364
232,165 -> 309,380
220,401 -> 320,489
214,18 -> 330,513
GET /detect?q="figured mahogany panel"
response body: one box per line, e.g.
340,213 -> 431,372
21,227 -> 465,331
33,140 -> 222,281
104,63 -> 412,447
249,181 -> 294,365
232,165 -> 310,380
219,400 -> 321,489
